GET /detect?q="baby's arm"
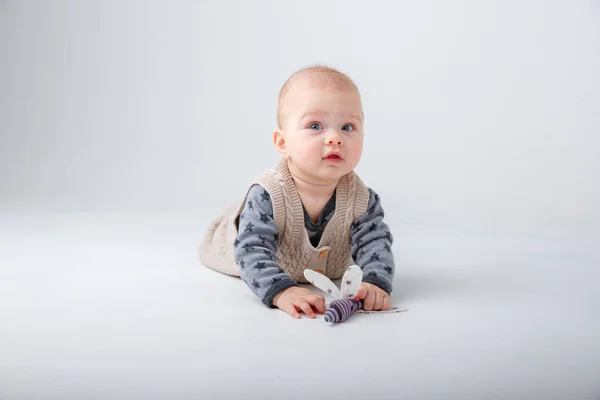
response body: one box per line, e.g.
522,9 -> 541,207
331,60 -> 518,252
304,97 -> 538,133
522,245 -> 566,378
350,188 -> 395,294
233,184 -> 299,307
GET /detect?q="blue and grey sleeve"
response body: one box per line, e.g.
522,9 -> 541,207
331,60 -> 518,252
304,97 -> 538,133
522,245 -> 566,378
233,184 -> 299,307
350,188 -> 395,294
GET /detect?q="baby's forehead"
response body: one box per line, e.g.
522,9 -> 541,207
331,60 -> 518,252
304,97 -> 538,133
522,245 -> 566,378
276,67 -> 361,127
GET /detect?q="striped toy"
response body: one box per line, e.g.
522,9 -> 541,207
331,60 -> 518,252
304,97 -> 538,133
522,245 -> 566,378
305,265 -> 406,324
324,299 -> 364,323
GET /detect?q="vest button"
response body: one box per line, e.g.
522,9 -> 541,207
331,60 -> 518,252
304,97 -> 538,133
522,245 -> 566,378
319,249 -> 329,259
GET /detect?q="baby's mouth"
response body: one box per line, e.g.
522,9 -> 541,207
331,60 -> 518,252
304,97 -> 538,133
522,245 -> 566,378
324,153 -> 343,161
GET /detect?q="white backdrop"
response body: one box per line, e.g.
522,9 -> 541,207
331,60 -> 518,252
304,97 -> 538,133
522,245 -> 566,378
1,0 -> 599,235
1,2 -> 600,400
0,0 -> 600,400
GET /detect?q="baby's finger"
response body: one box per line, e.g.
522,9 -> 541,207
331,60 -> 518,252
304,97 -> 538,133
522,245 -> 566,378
354,285 -> 368,301
364,289 -> 376,311
382,294 -> 390,310
296,300 -> 316,319
306,295 -> 326,314
286,304 -> 301,319
374,291 -> 384,311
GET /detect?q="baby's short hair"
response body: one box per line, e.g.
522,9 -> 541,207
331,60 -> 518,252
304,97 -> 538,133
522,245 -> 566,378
277,65 -> 360,128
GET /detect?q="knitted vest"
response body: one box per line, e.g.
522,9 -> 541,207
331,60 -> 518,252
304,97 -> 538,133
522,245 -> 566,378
198,158 -> 370,283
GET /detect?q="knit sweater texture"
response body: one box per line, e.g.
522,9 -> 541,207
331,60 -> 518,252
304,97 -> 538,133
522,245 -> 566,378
199,158 -> 396,307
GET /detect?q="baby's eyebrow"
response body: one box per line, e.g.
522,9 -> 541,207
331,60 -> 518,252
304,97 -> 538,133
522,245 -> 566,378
300,110 -> 362,123
300,110 -> 329,120
347,114 -> 362,123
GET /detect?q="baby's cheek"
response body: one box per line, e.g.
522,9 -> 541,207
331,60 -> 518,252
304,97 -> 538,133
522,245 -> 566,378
346,143 -> 363,160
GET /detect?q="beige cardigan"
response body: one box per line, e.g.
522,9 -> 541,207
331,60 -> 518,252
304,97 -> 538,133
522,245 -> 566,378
198,158 -> 370,283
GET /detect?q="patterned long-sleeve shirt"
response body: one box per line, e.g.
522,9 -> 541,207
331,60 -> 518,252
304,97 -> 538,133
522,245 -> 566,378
233,184 -> 395,307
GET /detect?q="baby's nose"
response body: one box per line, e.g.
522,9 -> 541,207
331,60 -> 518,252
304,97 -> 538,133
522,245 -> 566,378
325,132 -> 343,145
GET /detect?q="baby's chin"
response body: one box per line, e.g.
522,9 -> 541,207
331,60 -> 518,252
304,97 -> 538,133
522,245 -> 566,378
289,159 -> 357,182
315,164 -> 356,180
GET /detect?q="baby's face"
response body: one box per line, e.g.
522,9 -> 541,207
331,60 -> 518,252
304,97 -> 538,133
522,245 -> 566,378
278,82 -> 364,184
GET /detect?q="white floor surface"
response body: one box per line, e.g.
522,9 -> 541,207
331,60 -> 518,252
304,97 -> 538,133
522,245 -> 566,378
1,211 -> 599,400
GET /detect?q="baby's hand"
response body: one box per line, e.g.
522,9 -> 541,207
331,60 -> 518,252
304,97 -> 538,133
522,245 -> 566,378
273,287 -> 326,319
355,282 -> 390,311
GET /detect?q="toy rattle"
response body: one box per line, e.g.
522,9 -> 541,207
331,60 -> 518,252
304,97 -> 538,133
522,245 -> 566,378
304,265 -> 406,323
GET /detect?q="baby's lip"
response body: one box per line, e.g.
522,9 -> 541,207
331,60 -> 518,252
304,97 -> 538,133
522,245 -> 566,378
324,151 -> 343,159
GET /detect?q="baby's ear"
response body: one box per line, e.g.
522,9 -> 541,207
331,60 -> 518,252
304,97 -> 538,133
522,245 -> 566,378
273,129 -> 287,157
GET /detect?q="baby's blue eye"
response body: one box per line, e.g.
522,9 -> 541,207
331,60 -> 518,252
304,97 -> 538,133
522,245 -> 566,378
342,124 -> 354,132
310,123 -> 323,130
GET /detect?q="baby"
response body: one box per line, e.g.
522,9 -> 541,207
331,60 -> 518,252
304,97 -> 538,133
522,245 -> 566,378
199,65 -> 396,319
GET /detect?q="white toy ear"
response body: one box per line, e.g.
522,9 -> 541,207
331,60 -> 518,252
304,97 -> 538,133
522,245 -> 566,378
304,269 -> 340,300
340,265 -> 362,300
